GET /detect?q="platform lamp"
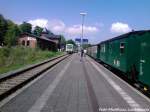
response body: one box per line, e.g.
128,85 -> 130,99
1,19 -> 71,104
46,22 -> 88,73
80,12 -> 87,50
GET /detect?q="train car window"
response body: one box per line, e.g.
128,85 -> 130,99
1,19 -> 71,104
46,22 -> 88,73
100,45 -> 103,52
120,42 -> 125,54
110,44 -> 113,53
101,44 -> 105,52
103,44 -> 105,52
99,46 -> 101,51
101,45 -> 105,52
27,41 -> 30,46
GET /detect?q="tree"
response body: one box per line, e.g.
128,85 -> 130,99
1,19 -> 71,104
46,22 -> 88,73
33,26 -> 43,36
20,22 -> 32,34
66,39 -> 76,46
60,35 -> 66,45
59,35 -> 66,50
0,14 -> 7,46
4,21 -> 21,47
82,44 -> 91,49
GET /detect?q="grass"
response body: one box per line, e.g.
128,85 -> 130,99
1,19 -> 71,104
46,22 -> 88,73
0,46 -> 64,74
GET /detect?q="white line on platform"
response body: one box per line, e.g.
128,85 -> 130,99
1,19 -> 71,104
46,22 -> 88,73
0,57 -> 70,108
88,57 -> 150,104
88,57 -> 144,112
28,58 -> 72,112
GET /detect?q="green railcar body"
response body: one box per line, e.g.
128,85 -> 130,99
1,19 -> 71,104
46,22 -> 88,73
138,32 -> 150,87
97,30 -> 150,88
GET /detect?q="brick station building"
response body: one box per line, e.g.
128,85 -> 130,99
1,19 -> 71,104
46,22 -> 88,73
18,32 -> 58,51
18,33 -> 37,48
40,30 -> 61,50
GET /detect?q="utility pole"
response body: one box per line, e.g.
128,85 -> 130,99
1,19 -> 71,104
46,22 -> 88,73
80,12 -> 87,50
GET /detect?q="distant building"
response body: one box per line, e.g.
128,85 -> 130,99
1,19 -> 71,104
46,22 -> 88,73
18,33 -> 37,48
18,33 -> 57,51
41,29 -> 61,50
37,34 -> 57,51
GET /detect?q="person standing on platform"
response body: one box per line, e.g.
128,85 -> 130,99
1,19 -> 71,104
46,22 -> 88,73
84,49 -> 87,57
80,49 -> 84,61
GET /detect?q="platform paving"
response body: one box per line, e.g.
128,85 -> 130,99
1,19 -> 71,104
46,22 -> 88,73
0,54 -> 150,112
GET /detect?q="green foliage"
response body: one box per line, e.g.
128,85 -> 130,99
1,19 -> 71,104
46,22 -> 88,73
4,21 -> 21,47
60,35 -> 66,45
0,47 -> 10,66
0,14 -> 21,47
20,22 -> 32,34
66,39 -> 76,46
83,44 -> 91,49
0,14 -> 7,45
0,46 -> 63,74
33,26 -> 43,36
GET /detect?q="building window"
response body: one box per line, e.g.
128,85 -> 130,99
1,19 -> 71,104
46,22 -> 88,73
120,42 -> 125,54
27,41 -> 30,46
22,40 -> 25,46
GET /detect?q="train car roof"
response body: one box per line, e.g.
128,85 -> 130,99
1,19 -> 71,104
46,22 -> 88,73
98,30 -> 150,45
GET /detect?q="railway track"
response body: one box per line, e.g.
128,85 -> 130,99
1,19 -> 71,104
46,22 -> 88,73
0,54 -> 69,101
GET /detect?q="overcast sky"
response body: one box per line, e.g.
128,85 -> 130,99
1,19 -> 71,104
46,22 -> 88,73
0,0 -> 150,44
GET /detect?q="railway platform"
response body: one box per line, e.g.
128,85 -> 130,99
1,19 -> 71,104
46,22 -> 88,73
0,53 -> 150,112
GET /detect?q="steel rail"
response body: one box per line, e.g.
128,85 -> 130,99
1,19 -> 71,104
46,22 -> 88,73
0,54 -> 70,101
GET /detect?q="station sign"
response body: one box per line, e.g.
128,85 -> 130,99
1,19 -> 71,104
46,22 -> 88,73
75,38 -> 88,44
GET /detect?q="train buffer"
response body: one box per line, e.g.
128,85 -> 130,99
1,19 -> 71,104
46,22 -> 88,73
0,54 -> 150,112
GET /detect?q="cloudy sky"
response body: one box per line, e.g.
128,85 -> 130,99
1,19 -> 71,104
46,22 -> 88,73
0,0 -> 150,44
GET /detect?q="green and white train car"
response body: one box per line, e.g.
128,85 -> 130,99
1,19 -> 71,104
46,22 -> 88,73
88,30 -> 150,90
66,44 -> 74,54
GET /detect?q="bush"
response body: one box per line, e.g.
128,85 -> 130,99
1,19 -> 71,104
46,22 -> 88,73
0,47 -> 11,66
0,46 -> 63,74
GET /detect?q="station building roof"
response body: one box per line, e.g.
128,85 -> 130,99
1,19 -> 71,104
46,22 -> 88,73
19,32 -> 57,44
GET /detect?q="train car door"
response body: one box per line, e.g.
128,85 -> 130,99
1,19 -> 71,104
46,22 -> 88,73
139,37 -> 150,87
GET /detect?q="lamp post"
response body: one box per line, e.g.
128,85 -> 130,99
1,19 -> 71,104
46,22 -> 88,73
80,12 -> 87,50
